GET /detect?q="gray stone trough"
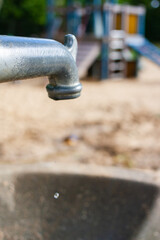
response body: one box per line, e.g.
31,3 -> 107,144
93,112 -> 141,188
0,163 -> 160,240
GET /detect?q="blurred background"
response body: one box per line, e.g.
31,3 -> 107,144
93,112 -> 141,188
0,0 -> 160,171
0,0 -> 160,42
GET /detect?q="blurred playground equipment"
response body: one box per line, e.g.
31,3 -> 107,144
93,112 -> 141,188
47,0 -> 160,79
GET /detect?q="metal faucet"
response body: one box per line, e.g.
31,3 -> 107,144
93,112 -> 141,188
0,34 -> 82,100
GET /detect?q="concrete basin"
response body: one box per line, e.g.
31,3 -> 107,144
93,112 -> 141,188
0,163 -> 160,240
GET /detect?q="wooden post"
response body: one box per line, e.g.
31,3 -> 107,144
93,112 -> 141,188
100,1 -> 110,79
46,0 -> 54,39
67,0 -> 73,33
138,14 -> 145,36
109,0 -> 118,3
67,0 -> 81,36
101,41 -> 109,79
103,3 -> 110,36
93,0 -> 103,38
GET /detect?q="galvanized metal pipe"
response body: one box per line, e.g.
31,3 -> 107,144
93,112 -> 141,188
0,34 -> 82,100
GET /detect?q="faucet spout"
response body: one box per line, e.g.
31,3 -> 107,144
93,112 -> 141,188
0,34 -> 82,100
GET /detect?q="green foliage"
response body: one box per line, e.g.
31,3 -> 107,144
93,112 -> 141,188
1,0 -> 23,19
21,0 -> 46,25
0,0 -> 46,36
118,0 -> 150,7
146,7 -> 160,41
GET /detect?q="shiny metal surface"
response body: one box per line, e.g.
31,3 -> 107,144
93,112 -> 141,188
0,34 -> 82,100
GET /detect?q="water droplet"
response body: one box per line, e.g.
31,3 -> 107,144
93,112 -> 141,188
54,192 -> 59,199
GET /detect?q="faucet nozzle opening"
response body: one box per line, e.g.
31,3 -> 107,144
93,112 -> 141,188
46,83 -> 82,101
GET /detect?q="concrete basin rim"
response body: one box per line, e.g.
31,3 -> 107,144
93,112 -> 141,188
0,163 -> 159,186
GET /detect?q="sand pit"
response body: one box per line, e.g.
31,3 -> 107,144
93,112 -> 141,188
0,58 -> 160,170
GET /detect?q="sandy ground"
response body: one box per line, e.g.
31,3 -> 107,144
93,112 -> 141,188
0,58 -> 160,170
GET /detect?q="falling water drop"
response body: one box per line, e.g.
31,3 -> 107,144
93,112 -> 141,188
54,192 -> 60,199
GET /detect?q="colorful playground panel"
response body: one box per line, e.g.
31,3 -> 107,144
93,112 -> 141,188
109,4 -> 146,35
128,15 -> 138,34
